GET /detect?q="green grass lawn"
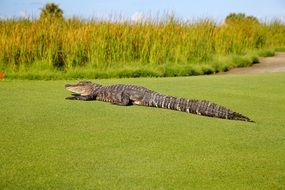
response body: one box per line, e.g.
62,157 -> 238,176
0,73 -> 285,189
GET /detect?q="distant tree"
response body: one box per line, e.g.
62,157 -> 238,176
225,13 -> 259,24
246,16 -> 259,23
39,3 -> 64,20
225,13 -> 246,22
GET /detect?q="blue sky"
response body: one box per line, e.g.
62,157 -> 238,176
0,0 -> 284,22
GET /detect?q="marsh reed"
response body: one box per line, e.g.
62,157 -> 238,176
0,16 -> 284,79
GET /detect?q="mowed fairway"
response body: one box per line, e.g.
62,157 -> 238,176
0,73 -> 285,189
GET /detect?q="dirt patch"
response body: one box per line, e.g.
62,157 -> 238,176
222,52 -> 285,74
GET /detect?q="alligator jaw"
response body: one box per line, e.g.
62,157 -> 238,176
65,82 -> 93,96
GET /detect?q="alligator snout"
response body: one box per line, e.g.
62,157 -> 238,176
65,84 -> 72,88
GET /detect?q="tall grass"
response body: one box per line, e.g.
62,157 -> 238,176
0,16 -> 284,79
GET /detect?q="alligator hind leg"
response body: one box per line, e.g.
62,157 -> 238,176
110,93 -> 131,106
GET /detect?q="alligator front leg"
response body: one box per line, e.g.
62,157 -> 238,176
65,94 -> 95,101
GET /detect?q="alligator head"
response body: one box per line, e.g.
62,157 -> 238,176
65,81 -> 94,96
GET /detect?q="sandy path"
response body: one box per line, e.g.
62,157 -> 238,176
223,52 -> 285,74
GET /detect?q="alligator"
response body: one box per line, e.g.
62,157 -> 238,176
65,81 -> 253,122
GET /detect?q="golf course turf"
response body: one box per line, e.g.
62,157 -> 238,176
0,73 -> 284,189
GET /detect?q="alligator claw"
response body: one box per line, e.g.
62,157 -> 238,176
65,96 -> 78,100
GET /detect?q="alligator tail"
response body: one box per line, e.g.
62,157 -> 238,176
151,95 -> 253,122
